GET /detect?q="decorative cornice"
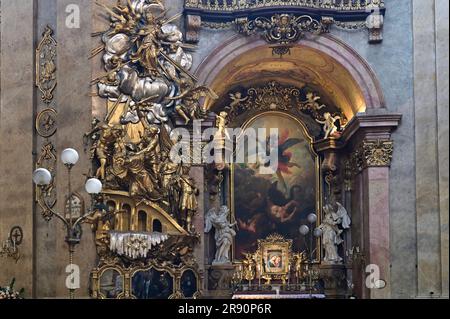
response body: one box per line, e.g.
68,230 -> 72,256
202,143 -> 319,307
184,0 -> 385,44
340,113 -> 402,145
185,0 -> 385,14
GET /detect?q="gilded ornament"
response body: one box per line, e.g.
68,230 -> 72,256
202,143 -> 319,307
36,108 -> 57,138
352,139 -> 394,171
36,26 -> 57,104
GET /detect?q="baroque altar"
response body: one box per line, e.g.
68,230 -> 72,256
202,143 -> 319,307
76,0 -> 399,299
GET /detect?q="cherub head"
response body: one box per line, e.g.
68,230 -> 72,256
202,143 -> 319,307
147,125 -> 160,136
219,111 -> 228,118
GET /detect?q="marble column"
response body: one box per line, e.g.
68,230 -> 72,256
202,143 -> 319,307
362,167 -> 391,299
0,0 -> 36,298
435,0 -> 449,299
413,0 -> 449,298
343,113 -> 401,299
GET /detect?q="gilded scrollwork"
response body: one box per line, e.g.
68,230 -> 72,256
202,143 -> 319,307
35,26 -> 58,222
184,1 -> 385,44
225,81 -> 346,138
36,26 -> 57,104
35,142 -> 57,220
237,14 -> 327,56
351,139 -> 394,172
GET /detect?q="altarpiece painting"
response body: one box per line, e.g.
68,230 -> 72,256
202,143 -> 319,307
232,113 -> 319,259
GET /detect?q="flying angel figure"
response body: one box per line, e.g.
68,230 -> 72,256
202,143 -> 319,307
248,129 -> 305,193
168,84 -> 218,124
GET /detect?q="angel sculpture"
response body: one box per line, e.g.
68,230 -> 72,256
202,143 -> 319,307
204,206 -> 237,264
332,202 -> 351,229
301,92 -> 326,118
318,205 -> 343,263
318,203 -> 351,264
169,83 -> 218,124
315,112 -> 342,139
227,92 -> 248,118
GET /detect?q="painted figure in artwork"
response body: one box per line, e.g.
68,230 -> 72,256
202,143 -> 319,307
234,114 -> 317,258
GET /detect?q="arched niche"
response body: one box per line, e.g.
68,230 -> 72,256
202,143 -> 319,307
152,219 -> 163,233
197,32 -> 400,299
195,34 -> 385,120
138,210 -> 147,232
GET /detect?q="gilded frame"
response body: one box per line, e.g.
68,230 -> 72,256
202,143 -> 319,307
259,236 -> 292,277
90,262 -> 202,299
91,265 -> 126,299
129,264 -> 176,299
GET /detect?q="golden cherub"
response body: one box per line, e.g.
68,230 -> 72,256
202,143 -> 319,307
229,92 -> 248,109
303,92 -> 326,115
169,83 -> 218,124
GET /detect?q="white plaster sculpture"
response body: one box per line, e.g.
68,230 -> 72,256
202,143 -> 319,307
333,202 -> 351,230
204,206 -> 237,264
315,112 -> 342,139
318,202 -> 351,264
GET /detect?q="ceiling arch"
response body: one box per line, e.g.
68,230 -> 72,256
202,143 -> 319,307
195,33 -> 385,121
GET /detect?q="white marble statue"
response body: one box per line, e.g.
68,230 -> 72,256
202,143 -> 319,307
318,202 -> 351,264
315,112 -> 342,139
333,202 -> 351,229
204,206 -> 237,264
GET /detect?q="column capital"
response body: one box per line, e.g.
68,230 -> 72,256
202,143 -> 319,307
352,139 -> 394,172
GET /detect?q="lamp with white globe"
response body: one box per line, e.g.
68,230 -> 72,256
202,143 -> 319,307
299,225 -> 309,236
85,178 -> 102,194
32,168 -> 52,186
32,147 -> 102,299
307,213 -> 317,224
61,148 -> 79,167
299,212 -> 321,296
